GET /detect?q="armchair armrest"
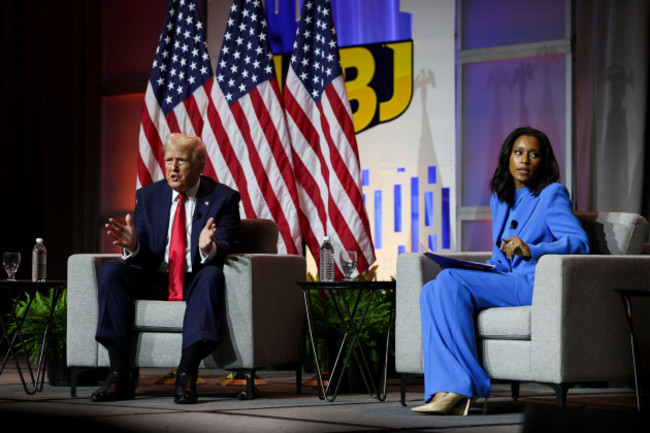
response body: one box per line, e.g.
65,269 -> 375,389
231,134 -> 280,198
67,254 -> 122,367
530,254 -> 650,383
216,253 -> 307,369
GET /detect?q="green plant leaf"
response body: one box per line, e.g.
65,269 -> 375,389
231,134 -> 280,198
305,287 -> 394,369
5,288 -> 67,363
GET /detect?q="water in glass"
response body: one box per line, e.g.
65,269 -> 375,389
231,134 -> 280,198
340,250 -> 357,280
3,252 -> 21,281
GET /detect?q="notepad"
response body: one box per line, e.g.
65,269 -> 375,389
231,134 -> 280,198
424,252 -> 496,272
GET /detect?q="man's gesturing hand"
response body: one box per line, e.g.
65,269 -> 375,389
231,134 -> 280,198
105,214 -> 138,254
199,217 -> 217,257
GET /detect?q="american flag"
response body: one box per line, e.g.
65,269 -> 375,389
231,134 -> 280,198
138,0 -> 217,188
201,0 -> 303,255
283,0 -> 375,276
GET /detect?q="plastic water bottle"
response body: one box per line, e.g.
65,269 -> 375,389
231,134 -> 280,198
319,236 -> 334,282
32,238 -> 47,282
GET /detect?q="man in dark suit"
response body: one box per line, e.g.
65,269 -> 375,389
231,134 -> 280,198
92,133 -> 241,404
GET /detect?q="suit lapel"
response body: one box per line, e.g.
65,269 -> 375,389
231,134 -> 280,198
492,188 -> 539,269
511,189 -> 540,238
493,200 -> 510,248
152,181 -> 173,257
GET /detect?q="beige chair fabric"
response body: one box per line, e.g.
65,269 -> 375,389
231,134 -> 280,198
67,219 -> 306,399
395,212 -> 650,407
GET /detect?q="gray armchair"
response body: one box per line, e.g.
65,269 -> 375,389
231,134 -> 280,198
396,212 -> 650,407
67,219 -> 307,400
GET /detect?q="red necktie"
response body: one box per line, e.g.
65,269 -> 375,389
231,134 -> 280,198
168,193 -> 187,301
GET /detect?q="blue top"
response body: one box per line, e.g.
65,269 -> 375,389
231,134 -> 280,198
502,187 -> 527,244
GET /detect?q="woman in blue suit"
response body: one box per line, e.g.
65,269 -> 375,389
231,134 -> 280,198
412,127 -> 590,415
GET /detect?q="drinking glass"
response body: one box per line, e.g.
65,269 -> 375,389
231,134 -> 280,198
3,252 -> 21,281
339,250 -> 357,281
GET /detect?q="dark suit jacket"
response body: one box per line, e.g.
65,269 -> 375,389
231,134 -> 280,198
127,176 -> 241,272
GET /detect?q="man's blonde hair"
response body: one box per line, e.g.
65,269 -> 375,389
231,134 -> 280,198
164,133 -> 207,168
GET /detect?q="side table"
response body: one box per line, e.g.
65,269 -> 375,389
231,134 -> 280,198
613,288 -> 650,413
0,279 -> 66,394
298,280 -> 396,402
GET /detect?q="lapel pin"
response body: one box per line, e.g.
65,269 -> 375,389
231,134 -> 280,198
204,201 -> 210,206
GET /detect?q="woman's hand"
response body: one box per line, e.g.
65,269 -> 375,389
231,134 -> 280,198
500,236 -> 531,259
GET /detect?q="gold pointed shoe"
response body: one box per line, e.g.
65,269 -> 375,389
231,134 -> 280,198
450,397 -> 488,416
451,397 -> 474,416
411,401 -> 437,413
411,392 -> 448,413
411,392 -> 467,414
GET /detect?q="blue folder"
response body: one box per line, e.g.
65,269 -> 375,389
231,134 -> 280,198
424,252 -> 496,272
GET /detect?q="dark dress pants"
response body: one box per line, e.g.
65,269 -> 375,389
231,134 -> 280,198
95,260 -> 223,353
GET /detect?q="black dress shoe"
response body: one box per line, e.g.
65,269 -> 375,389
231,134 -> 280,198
91,371 -> 135,402
174,371 -> 198,404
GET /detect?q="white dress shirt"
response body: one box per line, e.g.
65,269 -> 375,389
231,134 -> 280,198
124,180 -> 217,272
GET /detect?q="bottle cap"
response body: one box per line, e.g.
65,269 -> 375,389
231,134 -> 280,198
36,238 -> 43,243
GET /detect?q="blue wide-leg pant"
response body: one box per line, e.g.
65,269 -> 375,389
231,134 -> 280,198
419,268 -> 534,401
95,260 -> 224,353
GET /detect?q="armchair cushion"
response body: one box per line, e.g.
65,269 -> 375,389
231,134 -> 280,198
238,218 -> 279,253
134,301 -> 184,331
575,211 -> 648,254
477,306 -> 530,340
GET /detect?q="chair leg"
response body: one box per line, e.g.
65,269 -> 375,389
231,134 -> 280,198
131,367 -> 140,390
547,382 -> 573,408
295,363 -> 302,394
70,367 -> 82,397
511,381 -> 520,401
245,369 -> 255,400
233,369 -> 260,400
69,367 -> 96,397
400,373 -> 407,406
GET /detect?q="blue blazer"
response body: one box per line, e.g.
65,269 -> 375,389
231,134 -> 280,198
127,176 -> 241,272
487,183 -> 589,276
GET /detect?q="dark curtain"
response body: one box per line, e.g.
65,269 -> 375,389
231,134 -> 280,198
0,1 -> 102,280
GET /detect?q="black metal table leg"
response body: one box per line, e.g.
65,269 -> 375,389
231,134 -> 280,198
300,281 -> 396,402
614,288 -> 650,413
0,280 -> 66,395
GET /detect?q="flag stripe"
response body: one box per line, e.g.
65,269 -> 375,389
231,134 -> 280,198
204,96 -> 257,218
140,96 -> 166,176
317,101 -> 371,271
249,82 -> 301,212
321,85 -> 373,241
201,0 -> 303,255
165,110 -> 181,134
284,0 -> 375,276
283,85 -> 328,224
325,83 -> 358,158
248,86 -> 303,253
137,150 -> 154,188
182,94 -> 203,135
229,99 -> 297,254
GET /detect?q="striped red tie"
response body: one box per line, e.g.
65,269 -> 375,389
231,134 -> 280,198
168,193 -> 187,301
